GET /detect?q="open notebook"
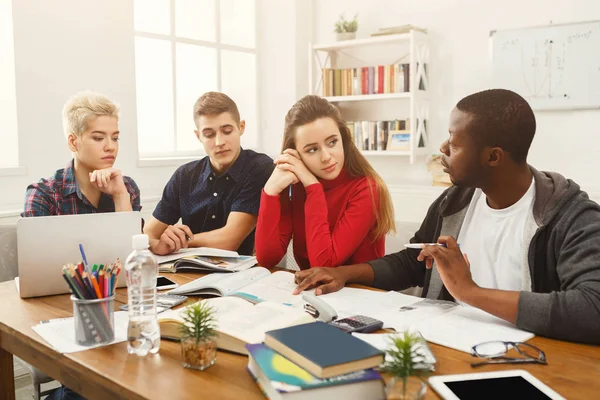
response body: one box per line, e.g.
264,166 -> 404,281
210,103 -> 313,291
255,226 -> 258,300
316,290 -> 535,354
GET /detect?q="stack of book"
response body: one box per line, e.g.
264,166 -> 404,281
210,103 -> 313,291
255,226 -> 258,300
247,321 -> 386,400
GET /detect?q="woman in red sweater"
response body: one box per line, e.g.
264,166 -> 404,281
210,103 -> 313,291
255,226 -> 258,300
256,95 -> 395,270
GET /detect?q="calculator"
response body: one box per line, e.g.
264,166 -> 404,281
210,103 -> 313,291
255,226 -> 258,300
328,315 -> 384,333
157,293 -> 188,307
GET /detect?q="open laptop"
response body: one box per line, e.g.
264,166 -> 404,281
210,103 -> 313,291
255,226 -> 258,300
17,211 -> 142,298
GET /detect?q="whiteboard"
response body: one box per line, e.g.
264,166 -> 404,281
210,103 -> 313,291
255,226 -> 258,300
491,21 -> 600,110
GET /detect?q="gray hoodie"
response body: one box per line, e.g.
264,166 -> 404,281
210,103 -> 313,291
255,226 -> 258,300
369,167 -> 600,344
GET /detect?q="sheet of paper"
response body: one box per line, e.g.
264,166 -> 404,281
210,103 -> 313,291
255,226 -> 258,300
154,247 -> 239,265
375,298 -> 457,332
413,306 -> 535,353
318,288 -> 423,322
32,311 -> 129,354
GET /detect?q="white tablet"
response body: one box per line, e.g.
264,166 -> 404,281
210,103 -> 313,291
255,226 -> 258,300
428,370 -> 565,400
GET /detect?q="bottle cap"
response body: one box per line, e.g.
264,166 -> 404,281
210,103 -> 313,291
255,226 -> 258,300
132,234 -> 149,250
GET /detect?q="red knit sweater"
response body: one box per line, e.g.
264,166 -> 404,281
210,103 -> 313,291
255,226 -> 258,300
255,169 -> 384,270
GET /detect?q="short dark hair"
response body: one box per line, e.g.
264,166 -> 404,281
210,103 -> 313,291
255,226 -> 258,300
456,89 -> 536,163
193,92 -> 240,126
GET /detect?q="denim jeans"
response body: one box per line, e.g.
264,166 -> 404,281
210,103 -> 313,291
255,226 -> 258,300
48,385 -> 87,400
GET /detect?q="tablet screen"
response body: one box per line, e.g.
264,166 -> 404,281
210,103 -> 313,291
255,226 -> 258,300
445,376 -> 552,400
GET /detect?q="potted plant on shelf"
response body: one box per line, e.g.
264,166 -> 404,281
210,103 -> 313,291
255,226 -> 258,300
180,302 -> 218,370
382,332 -> 430,400
334,13 -> 358,41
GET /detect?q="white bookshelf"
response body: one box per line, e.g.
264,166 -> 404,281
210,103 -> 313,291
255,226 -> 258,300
324,93 -> 411,102
312,33 -> 412,51
309,30 -> 430,164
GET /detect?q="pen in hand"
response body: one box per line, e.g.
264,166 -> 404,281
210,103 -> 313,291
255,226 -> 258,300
404,243 -> 460,249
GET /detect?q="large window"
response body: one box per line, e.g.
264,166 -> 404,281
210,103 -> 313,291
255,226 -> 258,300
0,0 -> 20,169
134,0 -> 258,158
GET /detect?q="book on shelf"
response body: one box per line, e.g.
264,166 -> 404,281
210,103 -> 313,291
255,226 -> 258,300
246,343 -> 385,400
370,24 -> 428,36
321,63 -> 410,97
167,267 -> 307,308
264,321 -> 384,379
158,297 -> 314,355
346,119 -> 408,151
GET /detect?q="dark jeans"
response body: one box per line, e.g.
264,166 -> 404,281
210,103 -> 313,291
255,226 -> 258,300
48,385 -> 86,400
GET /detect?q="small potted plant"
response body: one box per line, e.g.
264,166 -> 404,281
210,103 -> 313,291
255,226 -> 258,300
334,14 -> 358,41
382,332 -> 430,400
180,302 -> 218,370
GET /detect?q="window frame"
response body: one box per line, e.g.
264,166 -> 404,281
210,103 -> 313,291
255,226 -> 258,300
134,0 -> 261,164
0,0 -> 24,174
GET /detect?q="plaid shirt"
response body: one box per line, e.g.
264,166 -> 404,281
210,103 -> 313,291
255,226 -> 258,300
22,159 -> 141,217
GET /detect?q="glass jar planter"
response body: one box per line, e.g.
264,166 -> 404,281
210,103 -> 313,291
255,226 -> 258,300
386,376 -> 427,400
181,337 -> 217,370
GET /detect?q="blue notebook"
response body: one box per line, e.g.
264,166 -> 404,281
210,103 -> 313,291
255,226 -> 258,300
246,343 -> 384,399
264,321 -> 384,378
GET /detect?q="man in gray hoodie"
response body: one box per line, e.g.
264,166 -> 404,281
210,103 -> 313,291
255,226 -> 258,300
293,89 -> 600,344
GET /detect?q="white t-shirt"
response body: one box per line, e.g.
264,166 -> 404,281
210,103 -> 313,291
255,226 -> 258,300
456,179 -> 536,292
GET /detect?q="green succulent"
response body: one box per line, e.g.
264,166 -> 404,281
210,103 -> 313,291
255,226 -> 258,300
382,332 -> 430,395
179,302 -> 218,344
334,13 -> 358,33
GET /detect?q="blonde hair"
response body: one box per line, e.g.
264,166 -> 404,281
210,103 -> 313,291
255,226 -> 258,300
283,95 -> 396,239
193,91 -> 241,127
62,91 -> 120,138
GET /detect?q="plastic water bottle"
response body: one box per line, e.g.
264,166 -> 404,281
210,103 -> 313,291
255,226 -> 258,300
125,234 -> 160,355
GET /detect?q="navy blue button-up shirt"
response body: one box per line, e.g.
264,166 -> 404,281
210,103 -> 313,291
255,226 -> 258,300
153,149 -> 274,255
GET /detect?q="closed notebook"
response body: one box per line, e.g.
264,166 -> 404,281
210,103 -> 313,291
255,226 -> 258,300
264,321 -> 384,379
246,343 -> 384,400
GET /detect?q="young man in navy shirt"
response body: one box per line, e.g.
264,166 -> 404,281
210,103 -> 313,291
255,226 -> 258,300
144,92 -> 273,256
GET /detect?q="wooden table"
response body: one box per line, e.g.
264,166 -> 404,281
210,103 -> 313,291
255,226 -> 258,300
1,273 -> 599,400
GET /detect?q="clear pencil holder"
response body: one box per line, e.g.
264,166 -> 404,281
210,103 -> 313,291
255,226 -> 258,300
71,295 -> 115,346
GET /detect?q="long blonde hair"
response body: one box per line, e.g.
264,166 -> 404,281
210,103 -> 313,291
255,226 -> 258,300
282,95 -> 396,239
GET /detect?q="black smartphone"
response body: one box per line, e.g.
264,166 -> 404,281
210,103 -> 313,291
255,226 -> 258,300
157,276 -> 178,291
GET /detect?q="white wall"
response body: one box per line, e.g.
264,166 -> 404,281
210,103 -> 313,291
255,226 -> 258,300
0,0 -> 302,222
312,0 -> 600,206
5,1 -> 599,227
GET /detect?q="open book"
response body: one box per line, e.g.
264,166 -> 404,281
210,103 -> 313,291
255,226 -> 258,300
155,247 -> 257,273
167,267 -> 307,307
159,297 -> 314,354
317,290 -> 535,354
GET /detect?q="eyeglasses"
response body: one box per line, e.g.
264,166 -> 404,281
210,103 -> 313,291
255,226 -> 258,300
470,341 -> 547,368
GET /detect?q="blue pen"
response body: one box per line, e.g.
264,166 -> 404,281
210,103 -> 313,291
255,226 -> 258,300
288,185 -> 293,201
79,244 -> 90,273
